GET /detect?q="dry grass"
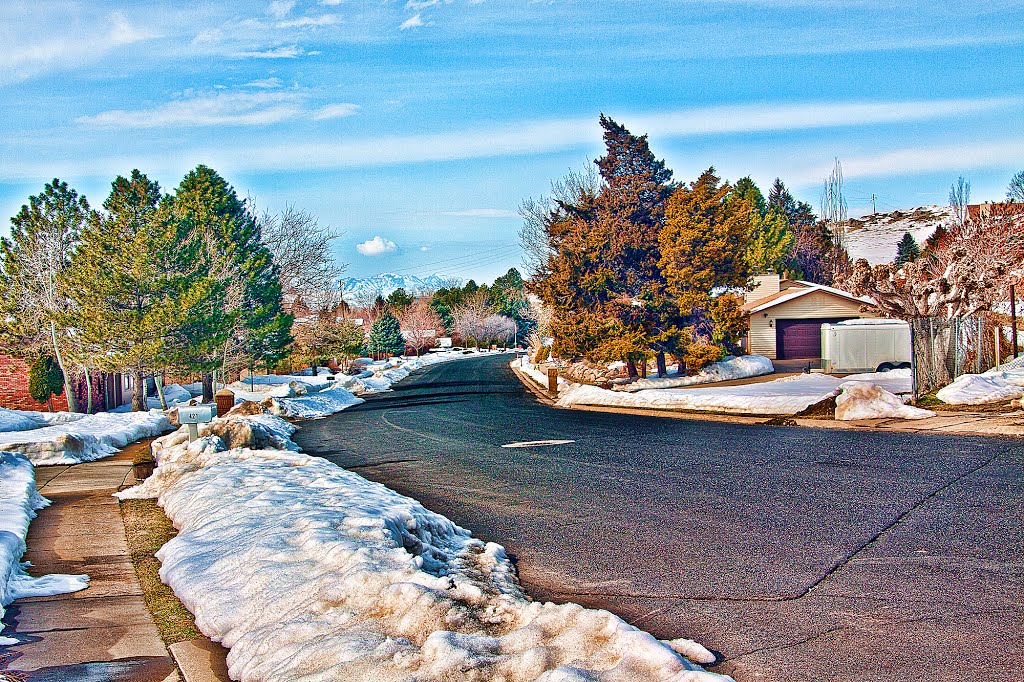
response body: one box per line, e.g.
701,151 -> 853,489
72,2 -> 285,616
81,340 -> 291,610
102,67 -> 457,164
119,499 -> 201,645
914,392 -> 1017,414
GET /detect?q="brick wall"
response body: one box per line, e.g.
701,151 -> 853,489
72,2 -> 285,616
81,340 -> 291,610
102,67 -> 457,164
0,354 -> 70,412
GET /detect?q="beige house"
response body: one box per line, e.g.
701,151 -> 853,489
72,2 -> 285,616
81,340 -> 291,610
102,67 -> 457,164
742,275 -> 878,360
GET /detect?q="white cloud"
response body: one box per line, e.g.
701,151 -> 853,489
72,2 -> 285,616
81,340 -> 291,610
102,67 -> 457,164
244,77 -> 284,89
313,103 -> 361,120
276,14 -> 341,28
233,45 -> 306,58
0,11 -> 160,84
406,0 -> 441,8
442,208 -> 518,218
400,13 -> 425,30
75,90 -> 359,129
356,236 -> 399,256
268,0 -> 297,19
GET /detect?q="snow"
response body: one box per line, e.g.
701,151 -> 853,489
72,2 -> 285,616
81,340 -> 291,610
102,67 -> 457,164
936,365 -> 1024,405
615,356 -> 774,392
835,383 -> 936,420
0,408 -> 87,433
116,413 -> 730,682
269,383 -> 365,420
0,410 -> 172,465
151,383 -> 193,408
1,453 -> 89,637
514,359 -> 568,390
558,369 -> 914,416
842,205 -> 952,265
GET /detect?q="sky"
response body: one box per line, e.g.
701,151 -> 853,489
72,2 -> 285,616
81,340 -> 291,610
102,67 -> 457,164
1,0 -> 1022,282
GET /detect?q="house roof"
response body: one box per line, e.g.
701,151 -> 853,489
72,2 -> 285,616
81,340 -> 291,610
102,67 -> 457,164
742,281 -> 873,314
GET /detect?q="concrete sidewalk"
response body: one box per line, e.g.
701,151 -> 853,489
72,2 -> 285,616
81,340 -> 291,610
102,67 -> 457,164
0,443 -> 179,682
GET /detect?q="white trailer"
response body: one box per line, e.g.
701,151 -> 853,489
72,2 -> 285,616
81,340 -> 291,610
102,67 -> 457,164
821,319 -> 911,373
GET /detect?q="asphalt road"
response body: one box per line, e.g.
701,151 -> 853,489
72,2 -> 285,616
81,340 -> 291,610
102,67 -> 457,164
293,354 -> 1024,682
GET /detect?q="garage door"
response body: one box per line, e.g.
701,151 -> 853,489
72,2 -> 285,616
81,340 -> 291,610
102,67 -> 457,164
776,318 -> 851,360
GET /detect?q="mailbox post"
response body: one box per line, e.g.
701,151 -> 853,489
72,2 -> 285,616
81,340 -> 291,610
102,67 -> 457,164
178,405 -> 216,443
547,368 -> 558,396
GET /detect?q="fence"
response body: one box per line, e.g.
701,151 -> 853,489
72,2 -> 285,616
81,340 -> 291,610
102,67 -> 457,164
910,314 -> 1003,397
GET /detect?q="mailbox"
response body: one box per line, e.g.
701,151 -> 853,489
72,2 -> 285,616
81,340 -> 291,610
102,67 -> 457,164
178,405 -> 216,442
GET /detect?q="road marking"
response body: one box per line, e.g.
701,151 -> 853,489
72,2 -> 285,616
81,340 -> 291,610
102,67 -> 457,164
501,439 -> 575,448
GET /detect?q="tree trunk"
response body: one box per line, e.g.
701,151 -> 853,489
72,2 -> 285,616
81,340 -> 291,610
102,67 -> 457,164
674,355 -> 687,376
656,352 -> 667,377
154,374 -> 168,410
84,369 -> 93,414
202,373 -> 214,403
640,360 -> 647,378
625,358 -> 639,379
46,395 -> 54,412
132,369 -> 146,412
50,320 -> 78,413
311,361 -> 318,376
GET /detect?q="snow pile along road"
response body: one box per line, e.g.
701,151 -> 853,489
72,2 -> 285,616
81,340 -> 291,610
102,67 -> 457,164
0,410 -> 171,465
119,415 -> 730,682
0,453 -> 89,644
835,383 -> 936,421
558,369 -> 913,416
614,356 -> 774,392
936,362 -> 1024,405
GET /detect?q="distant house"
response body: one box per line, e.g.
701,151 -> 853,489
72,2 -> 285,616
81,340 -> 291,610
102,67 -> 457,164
741,275 -> 880,361
967,201 -> 1024,223
0,353 -> 132,412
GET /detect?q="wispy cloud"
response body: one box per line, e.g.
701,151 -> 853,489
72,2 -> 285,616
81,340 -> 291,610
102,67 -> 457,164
313,103 -> 361,120
244,77 -> 285,89
232,44 -> 307,59
442,208 -> 519,218
0,11 -> 160,85
75,91 -> 358,129
268,0 -> 297,20
356,236 -> 399,256
400,13 -> 425,30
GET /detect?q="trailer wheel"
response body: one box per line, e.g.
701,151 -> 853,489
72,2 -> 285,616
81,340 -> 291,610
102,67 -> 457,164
896,362 -> 911,370
875,362 -> 897,372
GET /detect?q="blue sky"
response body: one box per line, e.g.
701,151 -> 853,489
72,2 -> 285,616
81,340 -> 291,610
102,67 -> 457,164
1,0 -> 1022,281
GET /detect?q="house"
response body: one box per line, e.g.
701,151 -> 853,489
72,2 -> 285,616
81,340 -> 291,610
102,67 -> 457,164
0,353 -> 133,412
741,275 -> 880,361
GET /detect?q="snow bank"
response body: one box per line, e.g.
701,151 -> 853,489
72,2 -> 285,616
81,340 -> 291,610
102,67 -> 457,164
117,414 -> 729,682
1,453 -> 89,641
936,366 -> 1024,405
558,369 -> 913,416
835,383 -> 936,420
0,410 -> 172,466
270,384 -> 365,419
0,408 -> 88,433
615,356 -> 774,392
513,359 -> 568,391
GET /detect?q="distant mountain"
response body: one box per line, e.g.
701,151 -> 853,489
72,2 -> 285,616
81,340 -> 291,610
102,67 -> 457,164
340,273 -> 462,303
842,205 -> 953,265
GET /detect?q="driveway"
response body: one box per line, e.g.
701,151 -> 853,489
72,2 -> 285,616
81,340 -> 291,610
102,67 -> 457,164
293,353 -> 1024,681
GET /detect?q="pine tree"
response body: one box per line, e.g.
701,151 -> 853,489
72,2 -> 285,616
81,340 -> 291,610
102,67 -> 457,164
895,232 -> 921,266
66,170 -> 224,411
169,166 -> 291,395
385,287 -> 414,314
746,209 -> 794,275
367,311 -> 405,358
658,168 -> 752,371
28,354 -> 64,412
1,179 -> 90,412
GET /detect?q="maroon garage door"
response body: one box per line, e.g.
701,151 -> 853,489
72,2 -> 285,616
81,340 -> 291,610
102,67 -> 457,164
775,318 -> 852,360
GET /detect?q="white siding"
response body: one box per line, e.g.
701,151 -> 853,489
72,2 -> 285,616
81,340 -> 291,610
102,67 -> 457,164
747,290 -> 879,359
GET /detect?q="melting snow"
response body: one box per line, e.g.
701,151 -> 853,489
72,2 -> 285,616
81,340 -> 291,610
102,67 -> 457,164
835,383 -> 935,420
0,410 -> 171,465
614,356 -> 774,392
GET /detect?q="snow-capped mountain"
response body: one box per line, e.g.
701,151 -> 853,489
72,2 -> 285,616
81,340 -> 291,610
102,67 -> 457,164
340,274 -> 462,303
842,205 -> 953,265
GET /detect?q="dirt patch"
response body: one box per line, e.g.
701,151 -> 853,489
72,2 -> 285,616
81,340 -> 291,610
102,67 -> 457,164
119,499 -> 200,645
793,395 -> 838,418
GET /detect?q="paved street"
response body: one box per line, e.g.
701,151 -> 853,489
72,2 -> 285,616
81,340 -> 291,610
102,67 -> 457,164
294,353 -> 1024,682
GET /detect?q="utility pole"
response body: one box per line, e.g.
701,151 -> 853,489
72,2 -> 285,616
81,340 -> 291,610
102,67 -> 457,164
1012,284 -> 1019,359
870,193 -> 877,215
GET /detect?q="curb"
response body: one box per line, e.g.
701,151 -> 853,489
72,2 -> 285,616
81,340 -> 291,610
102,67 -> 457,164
169,638 -> 231,682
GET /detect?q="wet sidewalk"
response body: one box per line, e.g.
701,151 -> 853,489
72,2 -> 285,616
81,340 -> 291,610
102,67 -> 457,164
0,444 -> 178,681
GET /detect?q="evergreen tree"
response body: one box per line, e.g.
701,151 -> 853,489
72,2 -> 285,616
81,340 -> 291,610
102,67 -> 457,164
732,176 -> 766,215
385,287 -> 414,313
658,168 -> 752,370
28,354 -> 64,412
66,170 -> 225,411
366,311 -> 405,358
746,209 -> 794,275
895,232 -> 921,266
169,166 -> 291,395
1,179 -> 90,411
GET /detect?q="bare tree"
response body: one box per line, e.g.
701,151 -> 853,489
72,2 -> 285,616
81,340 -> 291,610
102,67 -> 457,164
519,164 -> 600,279
1007,171 -> 1024,203
949,176 -> 971,227
259,205 -> 346,315
400,299 -> 443,356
